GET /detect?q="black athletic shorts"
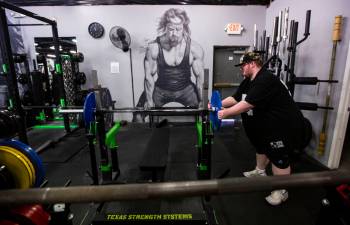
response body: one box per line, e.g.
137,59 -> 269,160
245,129 -> 292,169
259,135 -> 292,169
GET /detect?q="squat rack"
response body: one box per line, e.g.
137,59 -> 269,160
0,0 -> 71,144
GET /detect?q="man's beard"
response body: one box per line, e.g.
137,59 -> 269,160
167,36 -> 180,47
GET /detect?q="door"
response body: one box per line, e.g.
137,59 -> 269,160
213,46 -> 248,99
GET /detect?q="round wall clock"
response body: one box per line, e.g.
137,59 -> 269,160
88,22 -> 104,39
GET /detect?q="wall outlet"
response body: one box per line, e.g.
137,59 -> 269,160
111,62 -> 120,74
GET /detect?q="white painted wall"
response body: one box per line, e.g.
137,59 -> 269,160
12,5 -> 266,120
266,0 -> 350,166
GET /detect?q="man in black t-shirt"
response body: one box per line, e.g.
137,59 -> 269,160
217,52 -> 305,205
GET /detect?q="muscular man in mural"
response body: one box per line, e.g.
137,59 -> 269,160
144,8 -> 204,108
134,8 -> 204,118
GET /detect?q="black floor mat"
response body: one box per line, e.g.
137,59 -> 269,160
40,123 -> 331,225
26,121 -> 68,150
39,129 -> 87,163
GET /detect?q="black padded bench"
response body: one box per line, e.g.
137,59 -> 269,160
139,127 -> 169,182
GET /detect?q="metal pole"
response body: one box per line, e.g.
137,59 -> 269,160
23,57 -> 34,100
129,49 -> 135,107
39,58 -> 54,119
87,132 -> 99,185
0,170 -> 349,206
96,110 -> 112,183
288,22 -> 298,96
0,6 -> 28,143
318,15 -> 343,156
51,22 -> 70,133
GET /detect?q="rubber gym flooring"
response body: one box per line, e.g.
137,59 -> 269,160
29,121 -> 331,225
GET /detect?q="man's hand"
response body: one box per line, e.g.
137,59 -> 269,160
218,109 -> 225,119
207,102 -> 211,109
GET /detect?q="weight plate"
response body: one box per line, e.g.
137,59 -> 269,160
2,146 -> 36,187
84,92 -> 96,127
1,140 -> 45,187
11,204 -> 50,225
0,146 -> 33,188
100,88 -> 114,130
210,90 -> 222,131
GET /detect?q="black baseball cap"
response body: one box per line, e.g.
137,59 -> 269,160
234,52 -> 261,67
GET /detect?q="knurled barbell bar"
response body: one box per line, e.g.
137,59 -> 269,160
0,170 -> 349,206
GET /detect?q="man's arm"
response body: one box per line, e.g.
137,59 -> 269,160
218,100 -> 254,119
222,96 -> 238,108
144,42 -> 158,107
191,41 -> 204,105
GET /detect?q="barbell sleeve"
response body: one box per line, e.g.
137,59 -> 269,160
0,170 -> 349,206
59,109 -> 84,113
221,119 -> 237,127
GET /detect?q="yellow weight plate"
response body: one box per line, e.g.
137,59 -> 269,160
0,145 -> 36,187
0,146 -> 34,188
0,146 -> 33,188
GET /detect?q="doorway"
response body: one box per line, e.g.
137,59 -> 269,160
212,46 -> 249,99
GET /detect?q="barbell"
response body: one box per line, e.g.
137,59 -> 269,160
58,91 -> 231,131
2,91 -> 230,133
0,169 -> 349,205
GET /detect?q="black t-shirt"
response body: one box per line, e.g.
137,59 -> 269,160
233,68 -> 304,147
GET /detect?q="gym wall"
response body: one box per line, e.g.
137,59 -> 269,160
15,5 -> 266,119
266,0 -> 350,167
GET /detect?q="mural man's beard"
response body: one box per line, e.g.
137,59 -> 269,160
168,36 -> 181,47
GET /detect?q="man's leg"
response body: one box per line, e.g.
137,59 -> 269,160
265,144 -> 291,206
272,164 -> 291,175
175,84 -> 199,107
243,153 -> 269,177
153,86 -> 172,107
256,153 -> 270,170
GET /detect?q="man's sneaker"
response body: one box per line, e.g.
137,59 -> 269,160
243,168 -> 267,177
265,189 -> 288,206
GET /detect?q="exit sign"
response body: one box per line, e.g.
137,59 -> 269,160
225,23 -> 244,35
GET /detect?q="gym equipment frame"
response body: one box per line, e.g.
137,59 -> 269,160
0,0 -> 71,144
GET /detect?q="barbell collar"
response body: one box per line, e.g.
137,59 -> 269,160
0,170 -> 349,206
